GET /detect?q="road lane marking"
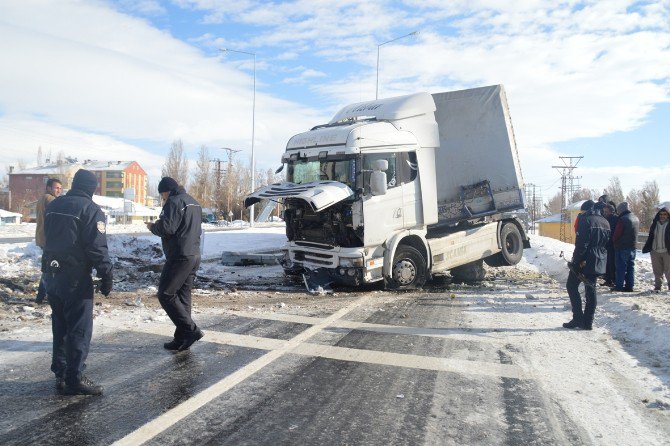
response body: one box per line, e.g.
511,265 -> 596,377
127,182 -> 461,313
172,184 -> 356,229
112,296 -> 369,446
223,310 -> 509,345
123,319 -> 526,379
292,343 -> 525,379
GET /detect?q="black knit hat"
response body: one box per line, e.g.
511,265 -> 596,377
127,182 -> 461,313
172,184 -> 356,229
580,199 -> 595,211
71,169 -> 98,196
158,177 -> 179,193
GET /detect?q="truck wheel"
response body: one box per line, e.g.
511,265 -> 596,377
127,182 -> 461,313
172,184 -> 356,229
451,259 -> 486,283
387,245 -> 427,290
499,223 -> 523,265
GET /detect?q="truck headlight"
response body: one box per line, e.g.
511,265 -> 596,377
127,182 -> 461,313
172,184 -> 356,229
339,257 -> 364,268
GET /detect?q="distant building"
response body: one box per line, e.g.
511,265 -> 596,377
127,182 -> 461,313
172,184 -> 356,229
8,159 -> 149,217
7,162 -> 79,213
0,209 -> 22,225
81,160 -> 147,205
537,200 -> 586,242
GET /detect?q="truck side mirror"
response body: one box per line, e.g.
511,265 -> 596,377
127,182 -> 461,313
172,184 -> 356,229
370,159 -> 388,196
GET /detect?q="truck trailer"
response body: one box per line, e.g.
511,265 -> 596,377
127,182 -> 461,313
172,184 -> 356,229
245,85 -> 530,289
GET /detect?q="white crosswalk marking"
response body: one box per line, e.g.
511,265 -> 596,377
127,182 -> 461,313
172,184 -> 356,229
112,296 -> 370,446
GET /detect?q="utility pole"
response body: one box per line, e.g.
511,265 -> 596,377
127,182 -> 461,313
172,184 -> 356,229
209,158 -> 225,217
525,183 -> 542,234
218,147 -> 241,220
552,156 -> 583,243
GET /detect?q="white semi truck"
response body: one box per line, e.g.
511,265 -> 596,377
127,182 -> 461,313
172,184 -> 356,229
246,85 -> 530,289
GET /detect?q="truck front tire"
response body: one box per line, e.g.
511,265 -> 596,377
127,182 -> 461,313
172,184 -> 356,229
386,245 -> 428,290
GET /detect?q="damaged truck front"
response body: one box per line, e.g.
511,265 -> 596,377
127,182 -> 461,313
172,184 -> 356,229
246,85 -> 530,289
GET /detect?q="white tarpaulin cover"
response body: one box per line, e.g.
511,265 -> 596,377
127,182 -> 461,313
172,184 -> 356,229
432,85 -> 525,222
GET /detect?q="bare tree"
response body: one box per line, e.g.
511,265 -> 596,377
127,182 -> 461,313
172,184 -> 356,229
603,176 -> 624,205
570,188 -> 598,203
545,191 -> 563,215
637,180 -> 660,231
161,139 -> 189,187
624,188 -> 641,220
37,146 -> 43,166
190,145 -> 211,208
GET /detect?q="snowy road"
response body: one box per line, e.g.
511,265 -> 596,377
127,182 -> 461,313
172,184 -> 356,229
1,276 -> 668,445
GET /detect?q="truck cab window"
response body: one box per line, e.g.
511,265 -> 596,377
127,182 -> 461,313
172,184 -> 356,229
361,153 -> 398,193
398,151 -> 418,184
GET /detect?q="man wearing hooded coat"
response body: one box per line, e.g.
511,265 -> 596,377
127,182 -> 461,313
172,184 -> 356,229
642,207 -> 670,291
564,200 -> 610,330
42,169 -> 113,395
147,177 -> 204,351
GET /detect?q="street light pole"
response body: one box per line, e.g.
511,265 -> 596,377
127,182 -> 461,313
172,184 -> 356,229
375,31 -> 418,100
220,48 -> 257,226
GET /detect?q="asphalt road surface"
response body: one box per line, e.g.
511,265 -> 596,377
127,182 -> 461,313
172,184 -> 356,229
1,286 -> 667,445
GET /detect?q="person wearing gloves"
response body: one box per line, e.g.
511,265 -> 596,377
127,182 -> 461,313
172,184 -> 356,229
42,169 -> 113,395
563,200 -> 610,330
642,207 -> 670,292
146,177 -> 204,351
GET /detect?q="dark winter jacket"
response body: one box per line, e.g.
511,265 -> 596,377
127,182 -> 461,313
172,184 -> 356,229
151,187 -> 202,259
572,208 -> 610,276
605,214 -> 618,249
642,207 -> 670,254
42,188 -> 113,299
613,203 -> 639,250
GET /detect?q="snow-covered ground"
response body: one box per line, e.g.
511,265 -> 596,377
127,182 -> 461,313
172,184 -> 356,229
1,226 -> 669,442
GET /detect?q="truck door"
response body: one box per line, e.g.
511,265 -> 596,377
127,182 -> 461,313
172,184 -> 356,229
362,152 -> 404,246
399,151 -> 421,228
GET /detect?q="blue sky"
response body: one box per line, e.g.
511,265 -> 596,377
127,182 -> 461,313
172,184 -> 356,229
0,0 -> 669,201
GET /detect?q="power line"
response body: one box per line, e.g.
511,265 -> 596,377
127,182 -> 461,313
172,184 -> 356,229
552,156 -> 583,243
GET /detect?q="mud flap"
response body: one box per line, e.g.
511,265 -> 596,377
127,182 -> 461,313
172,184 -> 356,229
302,268 -> 333,295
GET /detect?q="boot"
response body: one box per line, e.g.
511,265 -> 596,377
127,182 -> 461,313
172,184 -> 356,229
582,315 -> 594,330
163,338 -> 182,350
63,375 -> 103,396
563,318 -> 582,329
56,377 -> 65,392
178,329 -> 204,351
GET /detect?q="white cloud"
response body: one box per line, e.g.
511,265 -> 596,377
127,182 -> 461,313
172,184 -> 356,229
0,0 -> 327,180
0,116 -> 166,181
282,68 -> 327,84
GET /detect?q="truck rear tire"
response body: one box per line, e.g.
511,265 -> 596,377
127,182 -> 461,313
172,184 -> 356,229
451,259 -> 486,283
499,223 -> 523,265
484,223 -> 523,267
386,245 -> 427,290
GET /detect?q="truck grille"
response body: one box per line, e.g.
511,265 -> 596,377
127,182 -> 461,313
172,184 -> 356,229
293,250 -> 336,266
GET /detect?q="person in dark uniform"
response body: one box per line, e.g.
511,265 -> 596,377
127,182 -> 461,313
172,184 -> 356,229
563,200 -> 610,330
146,177 -> 204,351
601,203 -> 618,287
42,169 -> 113,395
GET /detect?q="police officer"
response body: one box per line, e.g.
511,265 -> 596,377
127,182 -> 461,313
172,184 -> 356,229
43,169 -> 113,395
563,200 -> 610,330
146,177 -> 203,351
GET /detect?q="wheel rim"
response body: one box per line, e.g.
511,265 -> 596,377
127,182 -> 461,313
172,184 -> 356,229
393,259 -> 416,285
505,232 -> 519,254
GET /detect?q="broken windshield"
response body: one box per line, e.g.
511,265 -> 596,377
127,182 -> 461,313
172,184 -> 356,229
287,157 -> 356,189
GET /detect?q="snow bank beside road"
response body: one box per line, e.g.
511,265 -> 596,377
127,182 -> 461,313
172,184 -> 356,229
522,234 -> 670,399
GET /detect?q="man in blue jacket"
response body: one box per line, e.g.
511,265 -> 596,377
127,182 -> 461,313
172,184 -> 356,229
147,177 -> 204,351
43,169 -> 113,395
564,200 -> 610,330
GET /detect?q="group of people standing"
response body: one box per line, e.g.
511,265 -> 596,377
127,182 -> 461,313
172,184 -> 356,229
564,195 -> 670,331
35,170 -> 204,395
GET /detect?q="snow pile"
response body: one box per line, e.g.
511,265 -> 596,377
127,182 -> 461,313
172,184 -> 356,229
0,242 -> 41,277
